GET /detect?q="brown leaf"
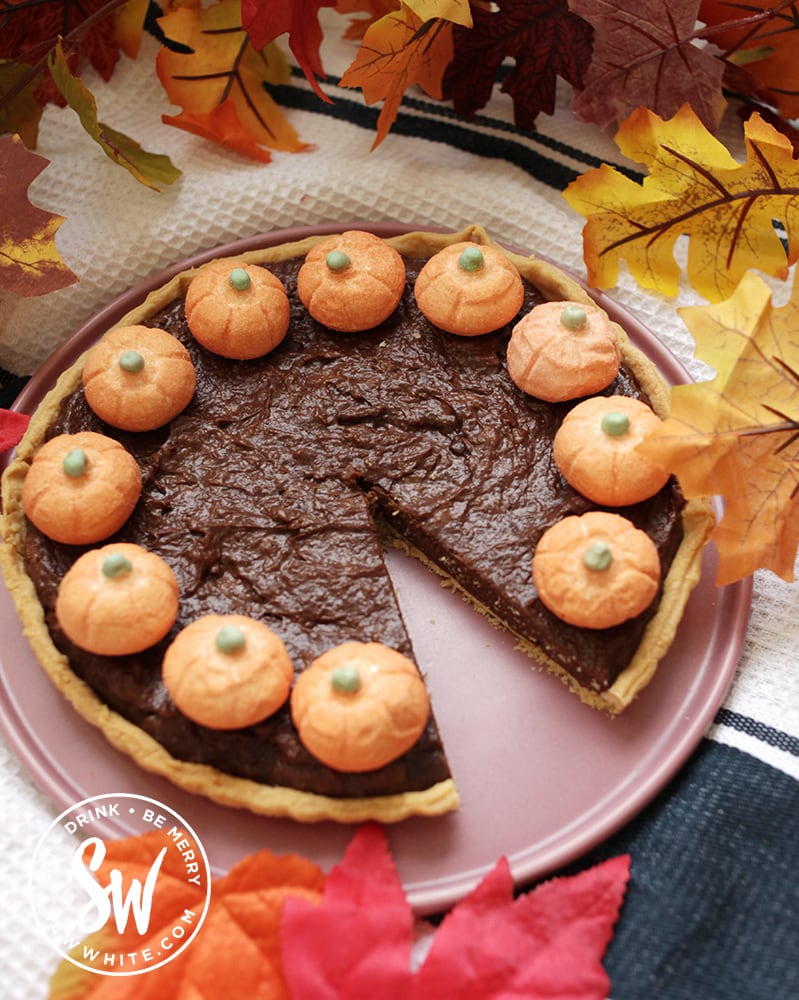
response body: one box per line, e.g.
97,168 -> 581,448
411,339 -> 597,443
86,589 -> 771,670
570,0 -> 726,132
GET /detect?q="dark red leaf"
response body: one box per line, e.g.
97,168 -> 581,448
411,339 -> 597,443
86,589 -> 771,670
442,0 -> 593,129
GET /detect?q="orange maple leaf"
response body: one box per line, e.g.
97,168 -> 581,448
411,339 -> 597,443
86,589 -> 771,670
0,133 -> 77,297
47,832 -> 325,1000
163,101 -> 275,163
335,0 -> 402,40
156,0 -> 309,157
339,6 -> 454,148
563,104 -> 799,302
639,270 -> 799,584
700,0 -> 799,120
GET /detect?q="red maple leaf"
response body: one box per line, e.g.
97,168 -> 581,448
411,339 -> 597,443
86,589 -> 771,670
281,823 -> 630,999
0,0 -> 122,108
441,0 -> 593,129
0,409 -> 30,452
240,0 -> 337,101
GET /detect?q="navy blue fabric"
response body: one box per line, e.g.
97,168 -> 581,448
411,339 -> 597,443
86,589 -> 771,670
554,740 -> 799,999
0,369 -> 27,409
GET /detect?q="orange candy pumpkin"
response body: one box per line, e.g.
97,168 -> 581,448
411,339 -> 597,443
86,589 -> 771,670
507,301 -> 621,402
297,230 -> 406,332
290,641 -> 430,772
56,543 -> 179,655
185,259 -> 290,360
532,511 -> 661,629
162,614 -> 294,730
414,241 -> 524,336
21,431 -> 141,544
82,325 -> 196,431
553,395 -> 670,506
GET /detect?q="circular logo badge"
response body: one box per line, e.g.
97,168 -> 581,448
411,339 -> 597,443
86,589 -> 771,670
30,793 -> 211,976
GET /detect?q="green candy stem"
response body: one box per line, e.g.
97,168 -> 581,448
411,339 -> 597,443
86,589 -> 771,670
560,304 -> 587,330
583,541 -> 613,572
119,350 -> 145,374
458,246 -> 484,272
229,267 -> 251,291
601,412 -> 630,437
102,552 -> 133,578
331,664 -> 361,693
62,448 -> 88,478
325,250 -> 351,273
216,624 -> 247,654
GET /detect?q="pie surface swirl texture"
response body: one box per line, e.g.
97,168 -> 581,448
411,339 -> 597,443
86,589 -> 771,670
0,226 -> 714,823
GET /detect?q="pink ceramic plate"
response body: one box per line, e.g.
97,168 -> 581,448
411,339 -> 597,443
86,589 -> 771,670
0,224 -> 751,915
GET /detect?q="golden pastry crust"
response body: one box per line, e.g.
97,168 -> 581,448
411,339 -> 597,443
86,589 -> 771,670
185,259 -> 290,359
0,225 -> 714,824
56,543 -> 179,656
553,395 -> 671,506
297,230 -> 406,332
290,641 -> 431,773
532,511 -> 661,629
21,431 -> 141,545
82,325 -> 196,431
507,300 -> 621,402
162,615 -> 294,730
414,241 -> 525,335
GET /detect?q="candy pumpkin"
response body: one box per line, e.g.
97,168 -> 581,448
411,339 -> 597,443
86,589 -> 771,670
506,301 -> 621,402
185,259 -> 290,360
532,511 -> 660,629
414,241 -> 524,336
55,543 -> 179,655
82,325 -> 196,431
21,431 -> 141,544
297,230 -> 406,332
290,640 -> 430,772
162,614 -> 294,730
553,395 -> 670,506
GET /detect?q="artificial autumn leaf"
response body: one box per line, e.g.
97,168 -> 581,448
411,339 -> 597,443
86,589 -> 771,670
48,832 -> 325,1000
0,133 -> 77,297
569,0 -> 726,133
335,0 -> 400,41
0,0 -> 123,109
156,1 -> 309,157
282,823 -> 630,999
241,0 -> 338,101
639,271 -> 799,584
115,0 -> 151,60
699,0 -> 799,120
563,104 -> 799,302
163,101 -> 275,163
441,0 -> 593,130
414,854 -> 630,998
0,409 -> 31,451
0,59 -> 44,147
404,0 -> 472,27
339,7 -> 454,148
48,39 -> 180,190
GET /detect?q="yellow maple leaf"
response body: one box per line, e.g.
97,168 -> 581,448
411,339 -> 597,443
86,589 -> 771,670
639,270 -> 799,584
563,104 -> 799,302
339,5 -> 454,148
156,0 -> 309,156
